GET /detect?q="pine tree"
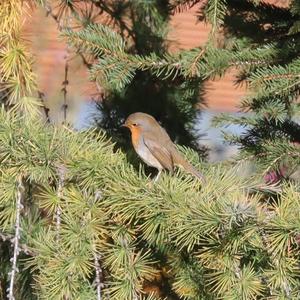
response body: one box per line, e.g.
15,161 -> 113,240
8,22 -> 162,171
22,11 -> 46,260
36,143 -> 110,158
0,1 -> 300,300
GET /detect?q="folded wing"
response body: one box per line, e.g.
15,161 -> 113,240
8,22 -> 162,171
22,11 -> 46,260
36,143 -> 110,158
143,134 -> 173,171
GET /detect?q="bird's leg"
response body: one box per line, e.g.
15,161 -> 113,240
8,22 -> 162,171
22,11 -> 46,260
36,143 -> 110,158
153,169 -> 162,183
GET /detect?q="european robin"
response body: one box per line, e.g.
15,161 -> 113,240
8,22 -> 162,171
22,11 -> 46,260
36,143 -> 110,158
123,112 -> 205,182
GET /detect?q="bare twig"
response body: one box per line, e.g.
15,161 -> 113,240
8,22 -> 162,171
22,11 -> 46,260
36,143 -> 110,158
0,231 -> 35,256
93,190 -> 103,300
90,0 -> 135,39
44,1 -> 62,30
262,73 -> 300,81
231,60 -> 269,67
55,165 -> 66,240
77,52 -> 93,69
7,176 -> 24,300
93,249 -> 103,300
45,1 -> 70,124
190,47 -> 206,77
170,0 -> 204,14
37,90 -> 50,123
44,1 -> 93,70
62,57 -> 69,124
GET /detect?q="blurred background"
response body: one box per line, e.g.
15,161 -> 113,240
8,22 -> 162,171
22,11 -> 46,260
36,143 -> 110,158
23,0 -> 289,161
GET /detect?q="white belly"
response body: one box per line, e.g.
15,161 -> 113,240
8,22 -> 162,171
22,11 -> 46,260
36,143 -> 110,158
134,140 -> 163,170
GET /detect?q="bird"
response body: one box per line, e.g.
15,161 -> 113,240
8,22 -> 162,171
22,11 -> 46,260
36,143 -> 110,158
122,112 -> 205,182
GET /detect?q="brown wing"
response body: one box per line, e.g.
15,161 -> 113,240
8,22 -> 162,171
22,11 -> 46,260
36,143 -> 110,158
171,147 -> 206,182
143,134 -> 174,171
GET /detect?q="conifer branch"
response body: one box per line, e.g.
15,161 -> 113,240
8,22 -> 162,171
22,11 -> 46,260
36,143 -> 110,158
0,0 -> 38,110
7,175 -> 24,300
0,111 -> 298,298
204,0 -> 227,36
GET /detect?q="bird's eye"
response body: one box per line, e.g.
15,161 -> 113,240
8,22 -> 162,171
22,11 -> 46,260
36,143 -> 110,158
132,123 -> 137,126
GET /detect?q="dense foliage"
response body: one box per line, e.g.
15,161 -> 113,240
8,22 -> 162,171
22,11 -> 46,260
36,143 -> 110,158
0,111 -> 299,300
0,0 -> 300,299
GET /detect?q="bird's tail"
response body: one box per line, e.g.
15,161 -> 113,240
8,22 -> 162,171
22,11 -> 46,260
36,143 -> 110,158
172,150 -> 206,183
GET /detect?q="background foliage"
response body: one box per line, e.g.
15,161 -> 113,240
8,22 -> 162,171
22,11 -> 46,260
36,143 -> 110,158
0,0 -> 299,299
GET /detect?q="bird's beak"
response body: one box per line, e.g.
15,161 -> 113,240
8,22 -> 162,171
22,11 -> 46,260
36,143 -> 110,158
121,122 -> 129,128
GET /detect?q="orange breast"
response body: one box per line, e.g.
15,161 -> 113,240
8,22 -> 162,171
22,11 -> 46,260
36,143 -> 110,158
130,126 -> 142,148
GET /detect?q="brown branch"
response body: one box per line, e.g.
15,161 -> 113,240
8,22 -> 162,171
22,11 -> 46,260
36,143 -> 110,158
37,90 -> 50,123
55,165 -> 66,240
77,52 -> 93,69
170,0 -> 204,15
190,48 -> 206,77
0,232 -> 35,256
93,248 -> 103,300
90,0 -> 135,39
231,60 -> 270,67
61,56 -> 69,124
44,1 -> 62,31
263,73 -> 300,81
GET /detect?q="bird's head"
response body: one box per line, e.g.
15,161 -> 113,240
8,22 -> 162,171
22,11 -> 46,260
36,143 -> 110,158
122,112 -> 157,132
